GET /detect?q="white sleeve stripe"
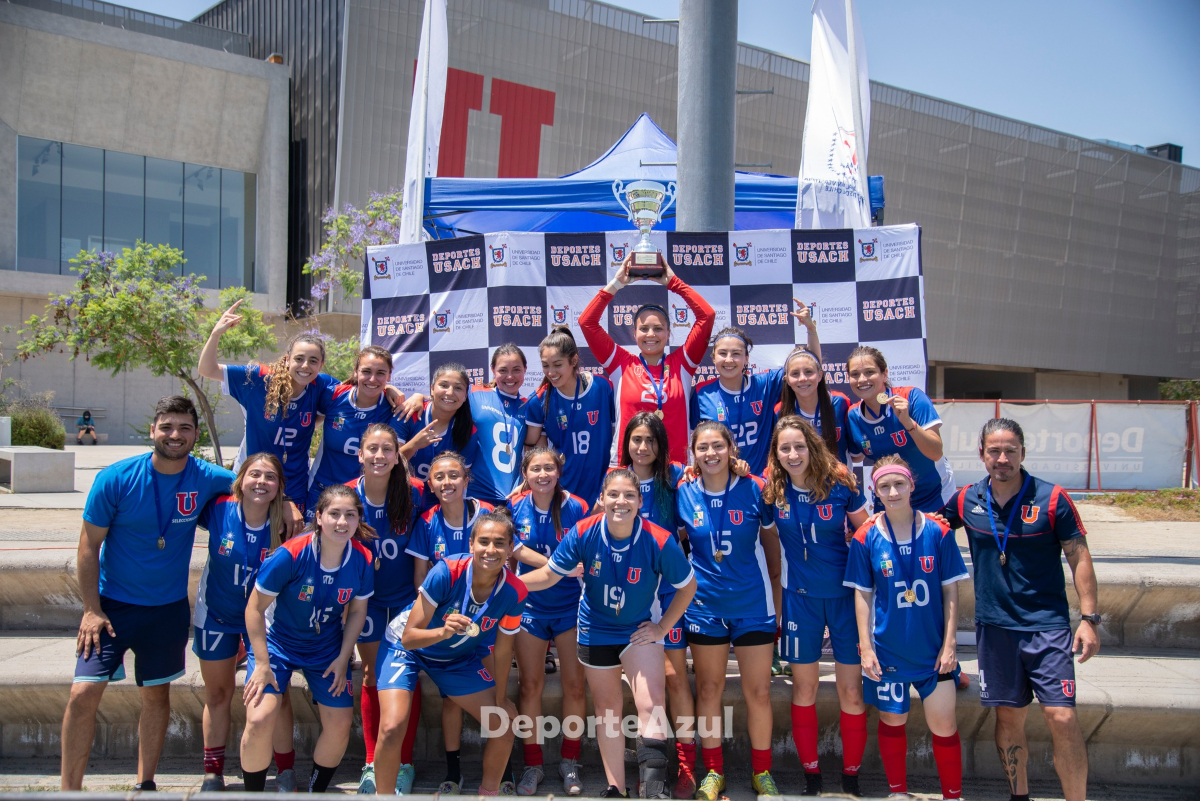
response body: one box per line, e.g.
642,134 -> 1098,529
254,584 -> 279,597
843,581 -> 872,592
418,586 -> 436,604
526,421 -> 543,430
404,548 -> 428,559
670,567 -> 695,589
357,591 -> 375,599
941,573 -> 970,585
548,560 -> 571,576
500,625 -> 521,635
921,419 -> 942,430
850,501 -> 870,514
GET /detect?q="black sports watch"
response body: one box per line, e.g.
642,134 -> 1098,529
1080,613 -> 1101,625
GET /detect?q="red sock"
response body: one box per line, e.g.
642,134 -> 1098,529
877,721 -> 908,794
361,685 -> 380,764
931,732 -> 963,799
675,740 -> 695,768
839,710 -> 868,776
203,745 -> 225,776
750,748 -> 771,774
561,738 -> 582,761
273,749 -> 295,772
523,743 -> 544,767
400,680 -> 422,764
790,703 -> 820,773
701,745 -> 723,775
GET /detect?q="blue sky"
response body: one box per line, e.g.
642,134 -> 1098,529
141,0 -> 1200,165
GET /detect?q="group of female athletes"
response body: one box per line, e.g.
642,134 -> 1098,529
189,257 -> 964,799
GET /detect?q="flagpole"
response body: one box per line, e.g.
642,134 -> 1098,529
401,0 -> 435,243
844,0 -> 868,205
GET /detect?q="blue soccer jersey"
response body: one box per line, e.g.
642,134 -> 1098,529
83,453 -> 233,606
765,475 -> 868,598
689,371 -> 784,475
774,391 -> 853,467
349,476 -> 426,609
633,463 -> 686,531
406,500 -> 495,563
195,495 -> 272,632
549,515 -> 693,646
941,471 -> 1086,631
221,363 -> 340,504
395,401 -> 477,482
525,374 -> 616,503
846,387 -> 955,513
308,384 -> 401,500
384,557 -> 526,663
466,385 -> 529,502
509,490 -> 590,616
843,515 -> 969,680
254,533 -> 375,664
676,474 -> 777,618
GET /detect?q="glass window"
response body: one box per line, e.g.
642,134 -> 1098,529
60,143 -> 104,272
104,151 -> 145,254
183,163 -> 221,287
17,138 -> 61,274
145,157 -> 184,271
220,169 -> 256,290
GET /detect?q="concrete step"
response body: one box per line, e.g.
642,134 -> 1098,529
0,634 -> 1196,788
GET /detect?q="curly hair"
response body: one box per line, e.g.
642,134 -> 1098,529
762,416 -> 856,506
256,334 -> 327,419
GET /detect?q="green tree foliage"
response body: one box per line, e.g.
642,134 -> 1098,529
1,391 -> 65,450
15,243 -> 275,465
1160,379 -> 1200,401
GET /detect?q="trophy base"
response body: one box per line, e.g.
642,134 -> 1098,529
629,254 -> 665,279
633,251 -> 659,265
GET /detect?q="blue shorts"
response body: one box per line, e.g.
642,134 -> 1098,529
376,638 -> 494,698
864,666 -> 961,715
780,592 -> 859,665
520,611 -> 578,641
684,610 -> 776,647
654,592 -> 687,651
192,624 -> 250,661
977,624 -> 1077,708
74,597 -> 189,687
358,604 -> 402,644
245,649 -> 355,708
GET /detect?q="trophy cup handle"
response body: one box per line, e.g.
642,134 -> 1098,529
659,181 -> 678,220
611,180 -> 632,222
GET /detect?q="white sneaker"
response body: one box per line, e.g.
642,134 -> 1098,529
558,759 -> 583,796
516,766 -> 543,796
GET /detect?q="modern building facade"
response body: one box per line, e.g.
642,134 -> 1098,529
198,0 -> 1199,398
1,0 -> 289,441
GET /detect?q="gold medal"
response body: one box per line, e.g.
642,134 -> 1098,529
904,589 -> 916,603
157,536 -> 165,550
999,552 -> 1007,566
714,551 -> 724,563
374,558 -> 381,571
466,622 -> 481,638
654,409 -> 664,419
876,392 -> 890,405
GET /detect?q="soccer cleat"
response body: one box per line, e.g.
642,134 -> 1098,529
599,786 -> 628,798
437,780 -> 461,795
801,772 -> 823,796
671,761 -> 697,799
770,651 -> 784,676
356,764 -> 376,795
516,766 -> 543,796
200,775 -> 225,792
133,781 -> 157,792
395,763 -> 415,795
840,773 -> 860,797
751,770 -> 779,796
275,768 -> 297,793
558,759 -> 583,796
694,770 -> 724,801
545,651 -> 558,674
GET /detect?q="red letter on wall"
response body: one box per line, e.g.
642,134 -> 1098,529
438,68 -> 484,177
488,78 -> 555,177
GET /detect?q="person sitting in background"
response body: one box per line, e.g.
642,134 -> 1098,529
76,411 -> 98,445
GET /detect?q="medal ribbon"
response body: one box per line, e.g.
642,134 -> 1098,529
451,559 -> 505,645
718,377 -> 746,439
638,354 -> 667,413
602,517 -> 639,615
706,473 -> 733,565
882,513 -> 919,601
554,374 -> 582,446
785,483 -> 818,558
985,474 -> 1032,565
312,533 -> 346,633
150,455 -> 191,551
495,387 -> 519,453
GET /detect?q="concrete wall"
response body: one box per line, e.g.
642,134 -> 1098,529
1035,370 -> 1131,400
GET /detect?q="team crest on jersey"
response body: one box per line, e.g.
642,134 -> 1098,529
490,245 -> 507,267
672,305 -> 690,327
218,533 -> 235,556
777,501 -> 791,520
860,439 -> 872,455
298,582 -> 315,602
881,559 -> 893,578
589,559 -> 602,576
337,588 -> 352,604
728,510 -> 743,525
300,413 -> 313,427
858,237 -> 879,262
371,256 -> 391,278
551,305 -> 569,325
587,410 -> 600,425
816,504 -> 833,520
610,243 -> 628,265
750,400 -> 764,415
1061,680 -> 1075,697
433,310 -> 452,333
434,539 -> 447,557
520,523 -> 532,539
890,431 -> 908,447
481,617 -> 497,631
733,243 -> 753,266
692,507 -> 704,526
557,411 -> 569,429
1021,505 -> 1041,524
626,567 -> 642,583
331,416 -> 345,431
920,555 -> 935,573
177,491 -> 199,516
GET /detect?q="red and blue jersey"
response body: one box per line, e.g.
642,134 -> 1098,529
221,363 -> 340,502
395,401 -> 477,482
676,474 -> 777,618
386,557 -> 526,663
765,475 -> 868,598
348,476 -> 426,609
844,515 -> 969,680
407,500 -> 495,564
941,471 -> 1085,631
255,533 -> 375,664
508,490 -> 590,616
525,374 -> 616,503
774,391 -> 853,466
846,387 -> 955,513
83,453 -> 233,606
689,370 -> 785,475
309,384 -> 401,494
548,515 -> 693,646
466,385 -> 529,502
196,495 -> 272,632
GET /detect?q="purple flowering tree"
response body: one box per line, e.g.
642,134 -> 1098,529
16,243 -> 274,465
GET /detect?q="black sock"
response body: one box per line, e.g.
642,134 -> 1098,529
1010,796 -> 1030,801
308,761 -> 339,793
445,749 -> 462,784
133,780 -> 156,791
505,755 -> 516,783
243,769 -> 268,792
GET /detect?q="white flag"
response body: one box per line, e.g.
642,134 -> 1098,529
796,0 -> 871,230
398,0 -> 448,244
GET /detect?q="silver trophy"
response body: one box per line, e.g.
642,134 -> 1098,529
613,179 -> 677,274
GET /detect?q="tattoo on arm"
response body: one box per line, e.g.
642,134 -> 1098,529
997,743 -> 1022,792
1061,538 -> 1089,557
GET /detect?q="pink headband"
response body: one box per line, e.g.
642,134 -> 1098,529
871,464 -> 913,489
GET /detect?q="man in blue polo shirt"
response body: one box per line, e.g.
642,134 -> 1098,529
941,418 -> 1099,801
60,397 -> 235,791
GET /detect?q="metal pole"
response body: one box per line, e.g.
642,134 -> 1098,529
676,0 -> 738,232
844,0 -> 868,195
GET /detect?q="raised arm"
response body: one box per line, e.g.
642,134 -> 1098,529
668,272 -> 715,371
791,300 -> 822,361
198,300 -> 245,381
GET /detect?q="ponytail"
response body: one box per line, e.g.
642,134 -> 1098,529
537,326 -> 581,419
